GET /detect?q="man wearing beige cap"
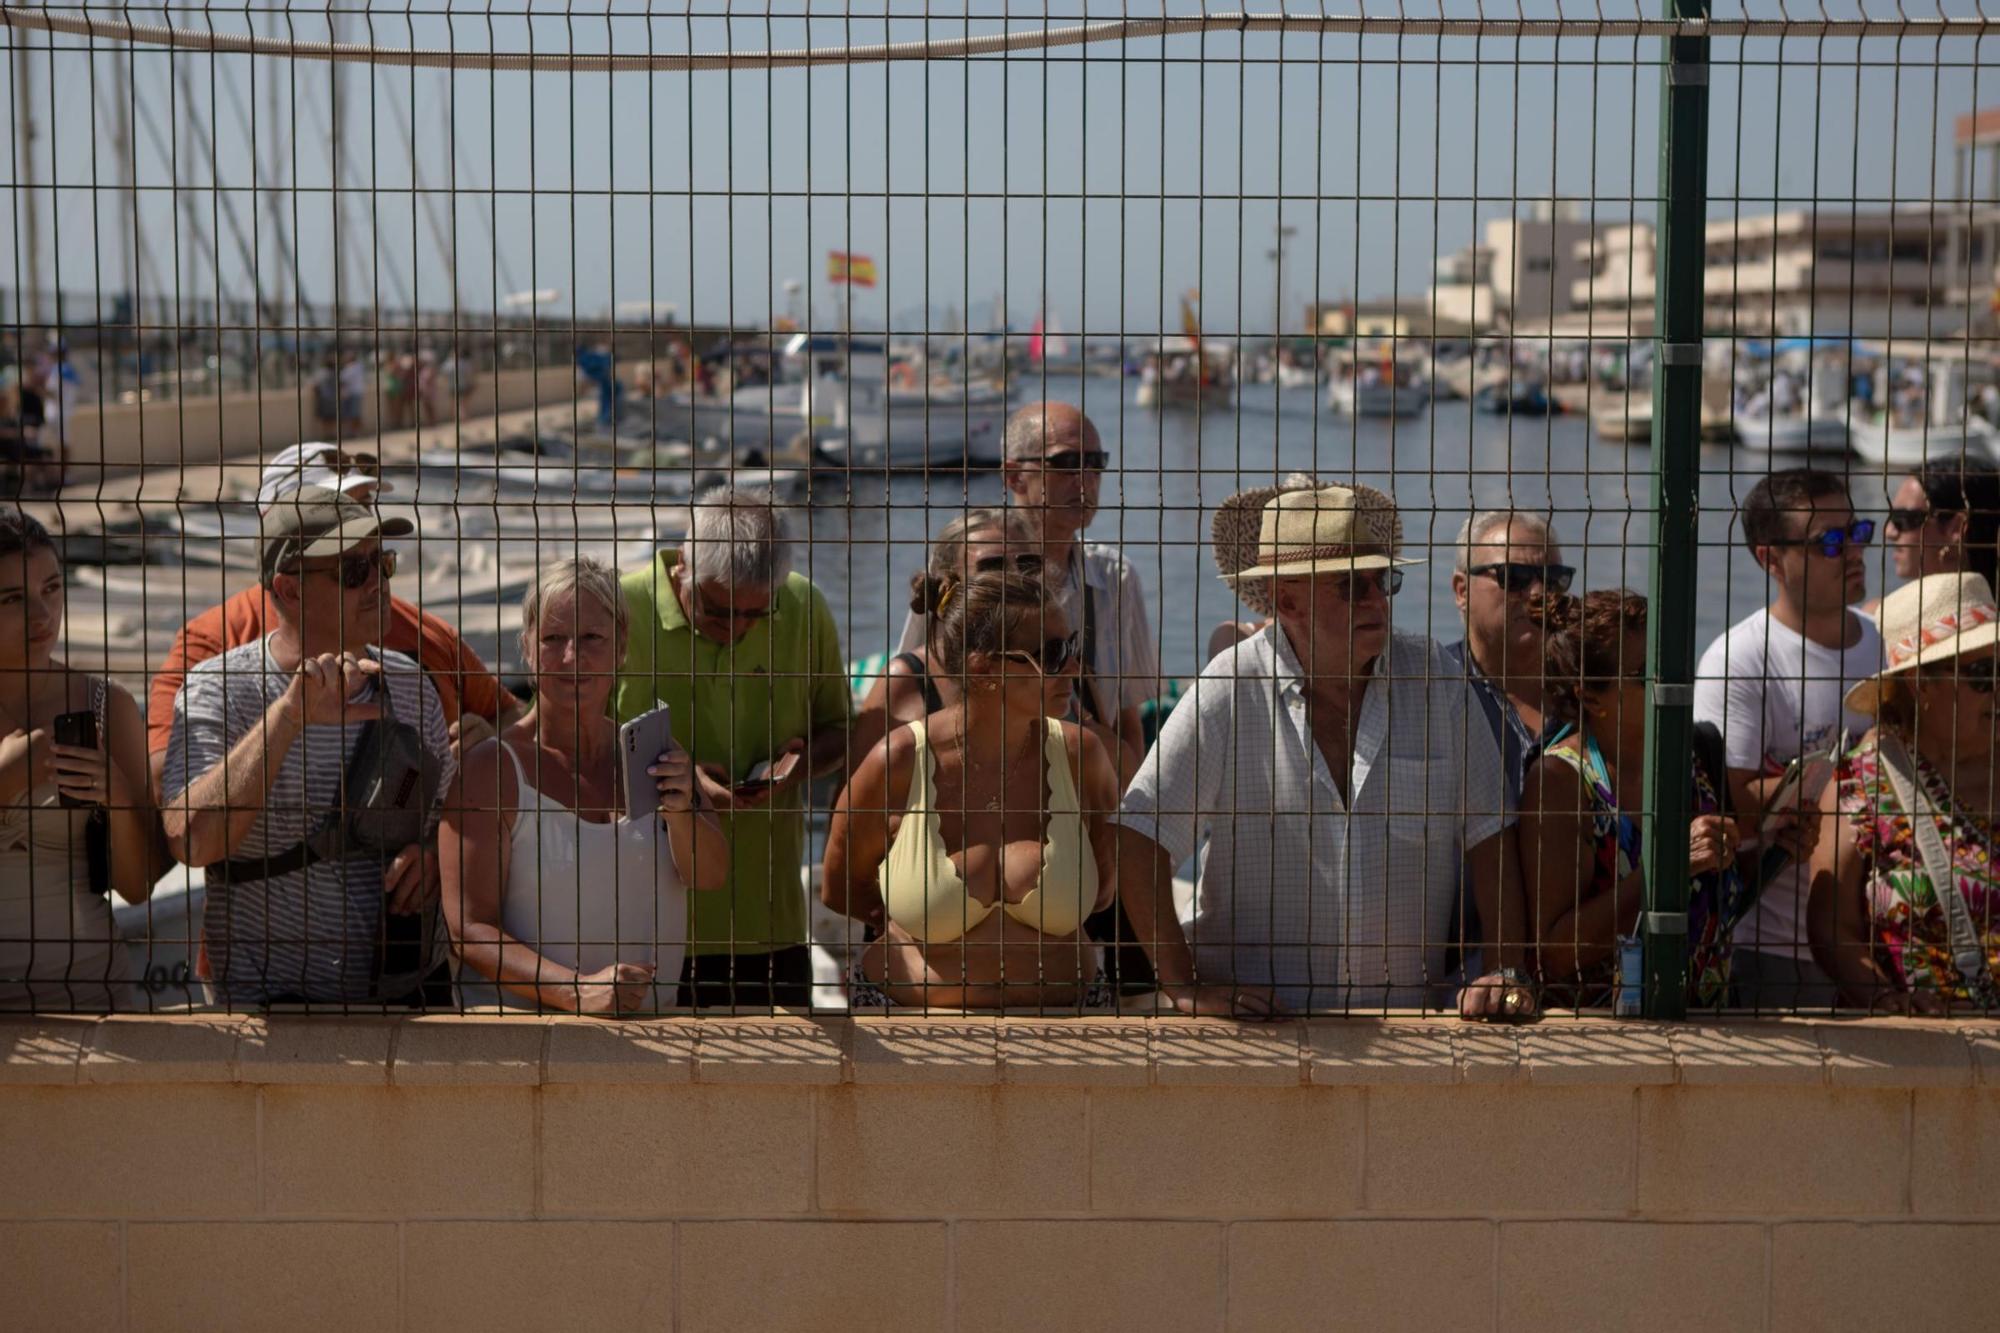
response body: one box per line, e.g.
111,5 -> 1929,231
161,489 -> 454,1006
147,446 -> 518,799
1113,483 -> 1533,1018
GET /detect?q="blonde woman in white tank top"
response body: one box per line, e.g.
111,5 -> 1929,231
441,558 -> 727,1014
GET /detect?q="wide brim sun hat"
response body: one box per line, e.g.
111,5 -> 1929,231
1212,480 -> 1422,618
1845,571 -> 2000,715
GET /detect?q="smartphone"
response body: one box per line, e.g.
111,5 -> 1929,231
618,704 -> 677,820
51,710 -> 99,808
1754,747 -> 1837,846
734,759 -> 777,794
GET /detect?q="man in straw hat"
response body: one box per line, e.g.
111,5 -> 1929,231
162,488 -> 455,1007
1112,483 -> 1534,1017
1808,571 -> 2000,1008
1694,467 -> 1880,1008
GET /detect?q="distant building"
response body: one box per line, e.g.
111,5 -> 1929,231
1305,300 -> 1474,340
1941,108 -> 2000,332
1428,202 -> 1607,331
1571,209 -> 1972,339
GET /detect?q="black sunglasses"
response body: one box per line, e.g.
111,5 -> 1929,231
300,547 -> 396,590
1037,450 -> 1110,472
1920,656 -> 2000,694
972,552 -> 1046,576
1327,568 -> 1404,600
678,568 -> 774,623
1773,519 -> 1874,558
998,633 -> 1081,675
1467,562 -> 1577,595
1886,507 -> 1934,532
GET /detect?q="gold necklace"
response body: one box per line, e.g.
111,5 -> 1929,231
956,715 -> 1041,813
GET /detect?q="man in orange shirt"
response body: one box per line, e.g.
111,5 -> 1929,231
147,447 -> 520,799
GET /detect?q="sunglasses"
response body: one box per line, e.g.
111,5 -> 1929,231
997,633 -> 1081,675
678,569 -> 774,623
1774,519 -> 1874,558
1326,568 -> 1405,600
300,547 -> 397,590
1886,507 -> 1934,532
972,552 -> 1046,576
1920,656 -> 2000,694
1036,450 -> 1110,472
1467,562 -> 1577,595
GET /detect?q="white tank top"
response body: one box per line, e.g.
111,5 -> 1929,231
457,744 -> 687,1012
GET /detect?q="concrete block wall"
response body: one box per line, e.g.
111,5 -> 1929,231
52,365 -> 584,473
2,1015 -> 1997,1330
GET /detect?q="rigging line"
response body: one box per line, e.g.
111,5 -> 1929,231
2,10 -> 1998,72
167,57 -> 281,326
214,52 -> 298,313
383,79 -> 459,308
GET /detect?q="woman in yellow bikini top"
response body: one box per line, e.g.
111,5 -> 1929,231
822,569 -> 1122,1010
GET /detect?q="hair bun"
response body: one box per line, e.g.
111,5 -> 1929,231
910,571 -> 960,617
1523,589 -> 1581,632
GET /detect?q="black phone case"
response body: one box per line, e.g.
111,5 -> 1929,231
51,710 -> 98,808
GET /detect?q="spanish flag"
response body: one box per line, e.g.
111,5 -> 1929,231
828,250 -> 877,288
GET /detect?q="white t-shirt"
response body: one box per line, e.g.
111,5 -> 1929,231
1692,607 -> 1883,954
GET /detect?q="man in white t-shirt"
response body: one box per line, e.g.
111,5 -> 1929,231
1694,468 -> 1883,1008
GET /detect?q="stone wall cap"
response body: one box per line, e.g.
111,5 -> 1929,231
2,1015 -> 1998,1088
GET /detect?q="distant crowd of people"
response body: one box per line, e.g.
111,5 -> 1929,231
5,412 -> 2000,1016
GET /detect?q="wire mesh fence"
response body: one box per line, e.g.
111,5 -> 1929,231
1,2 -> 1997,1018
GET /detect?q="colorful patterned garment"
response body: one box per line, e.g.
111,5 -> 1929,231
1836,740 -> 2000,999
1540,727 -> 1744,1007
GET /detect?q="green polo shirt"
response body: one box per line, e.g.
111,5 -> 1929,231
613,551 -> 852,957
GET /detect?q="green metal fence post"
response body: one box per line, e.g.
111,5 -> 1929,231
1642,0 -> 1711,1019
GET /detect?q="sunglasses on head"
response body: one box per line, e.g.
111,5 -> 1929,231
997,633 -> 1081,675
1774,519 -> 1874,558
1326,568 -> 1404,600
299,546 -> 396,590
1467,562 -> 1577,595
972,552 -> 1046,576
1038,450 -> 1110,472
1920,656 -> 2000,694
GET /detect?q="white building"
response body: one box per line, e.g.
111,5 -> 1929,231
1427,202 -> 1608,331
1570,209 -> 1969,340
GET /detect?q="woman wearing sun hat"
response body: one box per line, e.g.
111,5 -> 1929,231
1808,571 -> 2000,1011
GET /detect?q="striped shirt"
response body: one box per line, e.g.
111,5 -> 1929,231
1113,626 -> 1510,1012
162,638 -> 452,1004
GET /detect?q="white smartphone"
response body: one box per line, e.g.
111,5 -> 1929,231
618,704 -> 677,820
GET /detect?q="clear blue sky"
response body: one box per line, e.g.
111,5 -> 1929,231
4,1 -> 1993,336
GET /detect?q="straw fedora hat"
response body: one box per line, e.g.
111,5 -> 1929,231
1213,482 -> 1420,616
1845,571 -> 2000,714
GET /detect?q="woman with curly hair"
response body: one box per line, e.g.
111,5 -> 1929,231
1517,588 -> 1815,1007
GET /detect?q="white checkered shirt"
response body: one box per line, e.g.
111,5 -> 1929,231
1114,626 -> 1510,1011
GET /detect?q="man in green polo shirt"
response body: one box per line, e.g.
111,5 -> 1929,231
613,488 -> 852,1009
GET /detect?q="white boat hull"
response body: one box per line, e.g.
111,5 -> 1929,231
1328,379 -> 1427,418
1847,417 -> 1998,466
1733,415 -> 1853,454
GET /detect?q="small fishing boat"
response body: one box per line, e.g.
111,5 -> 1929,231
1135,337 -> 1235,409
1327,356 -> 1428,418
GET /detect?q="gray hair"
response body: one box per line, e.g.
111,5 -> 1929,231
1455,509 -> 1561,571
680,486 -> 791,588
1002,400 -> 1102,463
520,555 -> 628,646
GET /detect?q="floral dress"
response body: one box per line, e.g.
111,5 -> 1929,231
1836,741 -> 2000,998
1540,728 -> 1744,1007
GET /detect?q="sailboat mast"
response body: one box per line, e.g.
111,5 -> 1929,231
13,36 -> 42,326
